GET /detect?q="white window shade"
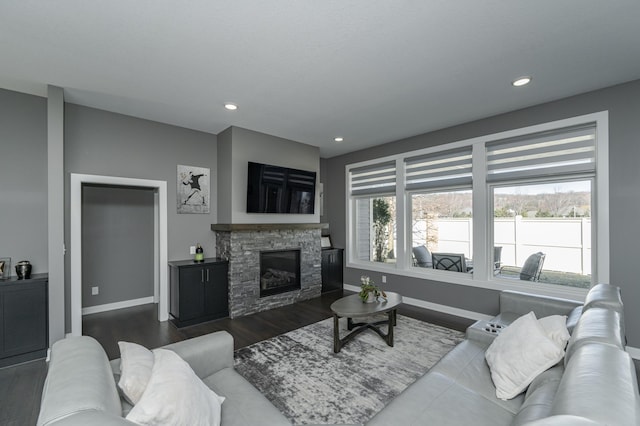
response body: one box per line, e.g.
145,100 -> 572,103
405,147 -> 472,191
349,161 -> 396,196
486,124 -> 596,182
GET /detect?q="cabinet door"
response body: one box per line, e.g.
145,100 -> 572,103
321,250 -> 332,292
1,283 -> 47,358
331,249 -> 344,290
322,249 -> 343,292
178,266 -> 205,321
203,264 -> 229,318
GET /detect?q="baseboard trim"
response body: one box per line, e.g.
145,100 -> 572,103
344,284 -> 640,360
343,284 -> 493,322
82,296 -> 155,315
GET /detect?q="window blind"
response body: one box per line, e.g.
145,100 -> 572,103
405,147 -> 473,191
349,161 -> 396,196
486,124 -> 596,182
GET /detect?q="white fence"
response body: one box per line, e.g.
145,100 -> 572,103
413,216 -> 591,275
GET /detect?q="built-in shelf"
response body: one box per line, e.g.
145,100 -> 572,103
211,223 -> 328,232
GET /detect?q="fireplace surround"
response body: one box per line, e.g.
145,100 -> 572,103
213,223 -> 323,318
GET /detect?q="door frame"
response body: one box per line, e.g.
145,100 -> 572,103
70,173 -> 168,336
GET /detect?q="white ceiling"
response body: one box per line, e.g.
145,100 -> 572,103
2,1 -> 640,158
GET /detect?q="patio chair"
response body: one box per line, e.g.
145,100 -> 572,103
432,253 -> 467,272
493,246 -> 503,275
519,252 -> 546,281
412,245 -> 432,268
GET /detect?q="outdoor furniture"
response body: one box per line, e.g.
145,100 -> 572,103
412,245 -> 432,268
493,246 -> 503,275
432,253 -> 468,272
520,251 -> 546,281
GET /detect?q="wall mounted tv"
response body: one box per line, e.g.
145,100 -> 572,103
246,162 -> 316,214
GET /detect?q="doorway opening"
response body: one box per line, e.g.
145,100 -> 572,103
70,174 -> 168,337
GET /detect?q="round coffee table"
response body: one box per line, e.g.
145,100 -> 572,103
330,292 -> 403,353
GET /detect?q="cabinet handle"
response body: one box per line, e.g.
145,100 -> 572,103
206,269 -> 210,282
201,269 -> 205,283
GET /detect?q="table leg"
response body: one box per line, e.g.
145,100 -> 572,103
392,309 -> 397,326
387,310 -> 394,347
333,314 -> 340,353
347,317 -> 354,330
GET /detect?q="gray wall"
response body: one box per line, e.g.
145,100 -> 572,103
64,104 -> 217,331
217,127 -> 233,224
217,126 -> 321,224
0,89 -> 47,276
324,79 -> 640,347
81,185 -> 154,307
47,85 -> 66,343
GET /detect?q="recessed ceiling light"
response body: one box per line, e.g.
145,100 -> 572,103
512,76 -> 532,87
224,103 -> 238,110
334,137 -> 344,142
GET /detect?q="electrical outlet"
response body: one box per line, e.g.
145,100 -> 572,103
190,246 -> 196,255
381,275 -> 387,283
91,286 -> 99,296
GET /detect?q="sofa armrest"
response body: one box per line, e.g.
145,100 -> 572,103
162,331 -> 234,379
500,290 -> 582,318
42,411 -> 135,426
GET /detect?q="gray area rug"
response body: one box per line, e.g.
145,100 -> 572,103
234,315 -> 465,425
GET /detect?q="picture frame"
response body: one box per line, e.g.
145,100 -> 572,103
321,236 -> 332,248
0,257 -> 11,280
177,165 -> 211,214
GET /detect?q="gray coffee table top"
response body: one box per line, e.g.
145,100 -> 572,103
331,292 -> 402,317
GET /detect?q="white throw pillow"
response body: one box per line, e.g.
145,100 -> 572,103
126,348 -> 225,426
485,311 -> 565,400
118,341 -> 154,405
538,315 -> 570,349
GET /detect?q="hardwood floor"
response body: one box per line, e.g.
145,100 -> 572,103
0,290 -> 474,425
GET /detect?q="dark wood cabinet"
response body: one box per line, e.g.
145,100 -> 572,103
169,258 -> 229,327
321,248 -> 343,293
0,274 -> 48,367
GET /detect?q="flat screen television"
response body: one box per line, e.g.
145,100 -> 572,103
246,162 -> 316,214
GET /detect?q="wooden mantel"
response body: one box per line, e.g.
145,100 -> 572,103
211,223 -> 328,232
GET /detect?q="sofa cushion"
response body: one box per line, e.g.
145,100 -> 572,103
367,371 -> 516,426
550,344 -> 640,426
117,341 -> 154,405
37,336 -> 122,426
564,307 -> 625,363
485,312 -> 565,400
510,365 -> 563,426
565,306 -> 583,334
583,283 -> 623,313
126,349 -> 224,426
202,367 -> 291,426
429,339 -> 523,413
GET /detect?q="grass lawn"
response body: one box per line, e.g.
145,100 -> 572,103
499,266 -> 590,289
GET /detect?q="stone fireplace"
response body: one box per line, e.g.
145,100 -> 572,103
212,223 -> 323,318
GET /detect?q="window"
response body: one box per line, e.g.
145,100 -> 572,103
349,162 -> 397,265
407,148 -> 473,274
354,195 -> 397,263
493,181 -> 591,288
411,191 -> 473,272
345,112 -> 608,296
487,123 -> 596,288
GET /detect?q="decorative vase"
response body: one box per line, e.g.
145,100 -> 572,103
15,260 -> 32,280
365,292 -> 377,303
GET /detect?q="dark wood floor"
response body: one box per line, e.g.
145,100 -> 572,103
0,290 -> 474,425
83,290 -> 474,359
